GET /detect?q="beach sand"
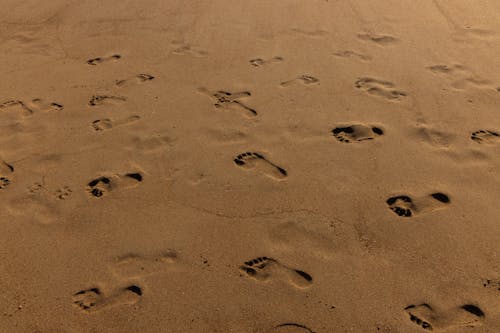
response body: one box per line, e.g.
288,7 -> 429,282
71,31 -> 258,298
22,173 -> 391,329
1,1 -> 500,332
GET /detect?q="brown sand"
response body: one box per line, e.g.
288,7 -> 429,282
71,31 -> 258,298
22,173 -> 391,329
1,1 -> 500,332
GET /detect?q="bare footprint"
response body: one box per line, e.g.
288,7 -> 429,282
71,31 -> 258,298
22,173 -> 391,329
86,172 -> 143,198
111,250 -> 177,279
471,130 -> 500,144
355,77 -> 406,100
280,75 -> 319,87
171,42 -> 207,57
269,323 -> 316,333
405,303 -> 485,331
357,32 -> 399,45
28,98 -> 63,112
234,152 -> 287,180
249,56 -> 284,67
0,160 -> 14,190
332,124 -> 384,143
116,74 -> 155,87
428,64 -> 492,90
92,115 -> 140,132
198,88 -> 257,118
240,257 -> 312,289
386,192 -> 450,218
86,54 -> 121,66
88,95 -> 126,107
333,50 -> 371,62
72,285 -> 142,313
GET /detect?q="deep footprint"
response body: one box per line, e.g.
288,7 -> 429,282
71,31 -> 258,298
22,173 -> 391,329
87,176 -> 111,197
471,130 -> 500,144
387,192 -> 450,217
332,125 -> 384,143
73,285 -> 142,312
240,257 -> 312,288
234,152 -> 287,180
405,303 -> 485,331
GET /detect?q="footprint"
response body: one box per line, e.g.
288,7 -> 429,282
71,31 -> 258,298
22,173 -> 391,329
86,54 -> 121,65
280,75 -> 320,87
471,130 -> 500,144
198,88 -> 257,118
482,279 -> 500,291
92,115 -> 140,132
428,64 -> 492,90
0,160 -> 14,190
88,95 -> 126,107
234,152 -> 287,180
0,100 -> 31,115
28,98 -> 63,112
249,56 -> 284,67
357,32 -> 398,45
86,172 -> 143,197
270,323 -> 316,332
333,50 -> 371,62
111,250 -> 177,279
240,257 -> 312,289
55,186 -> 72,200
171,42 -> 207,57
332,124 -> 384,143
386,192 -> 450,218
404,303 -> 485,331
72,285 -> 142,313
355,77 -> 407,100
116,74 -> 155,87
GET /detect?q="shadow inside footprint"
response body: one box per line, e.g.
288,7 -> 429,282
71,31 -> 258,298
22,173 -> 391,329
332,125 -> 384,143
387,192 -> 450,217
404,303 -> 485,331
240,257 -> 312,288
234,152 -> 287,180
73,285 -> 142,313
87,176 -> 111,197
471,130 -> 500,144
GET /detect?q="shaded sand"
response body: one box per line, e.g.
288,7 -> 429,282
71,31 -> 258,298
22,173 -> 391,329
1,1 -> 500,332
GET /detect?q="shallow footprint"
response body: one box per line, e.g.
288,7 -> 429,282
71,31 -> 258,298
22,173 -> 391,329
332,124 -> 383,143
387,192 -> 450,218
92,115 -> 140,131
86,54 -> 121,65
111,250 -> 177,279
355,77 -> 407,100
116,74 -> 155,87
405,303 -> 484,331
280,75 -> 319,87
471,130 -> 500,144
240,257 -> 312,289
73,285 -> 142,313
88,95 -> 126,107
234,152 -> 287,180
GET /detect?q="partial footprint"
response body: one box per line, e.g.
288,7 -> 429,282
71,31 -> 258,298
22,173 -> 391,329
87,172 -> 143,198
249,56 -> 284,67
92,115 -> 140,132
280,75 -> 319,87
0,99 -> 62,114
86,54 -> 121,66
269,323 -> 316,333
234,152 -> 287,180
88,95 -> 126,107
0,160 -> 14,190
72,285 -> 142,313
198,88 -> 257,118
111,250 -> 177,279
405,303 -> 485,331
471,130 -> 500,144
333,50 -> 371,62
171,41 -> 207,57
483,279 -> 500,291
332,124 -> 384,143
428,64 -> 492,90
355,77 -> 406,100
357,32 -> 398,45
240,257 -> 312,289
386,192 -> 450,217
116,74 -> 155,87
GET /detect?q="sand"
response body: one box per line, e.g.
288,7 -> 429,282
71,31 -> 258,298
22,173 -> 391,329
1,0 -> 500,332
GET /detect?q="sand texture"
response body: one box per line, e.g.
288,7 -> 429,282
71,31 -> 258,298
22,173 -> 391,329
1,0 -> 500,332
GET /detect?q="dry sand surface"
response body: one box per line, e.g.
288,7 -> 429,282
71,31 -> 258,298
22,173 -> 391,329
1,0 -> 500,332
